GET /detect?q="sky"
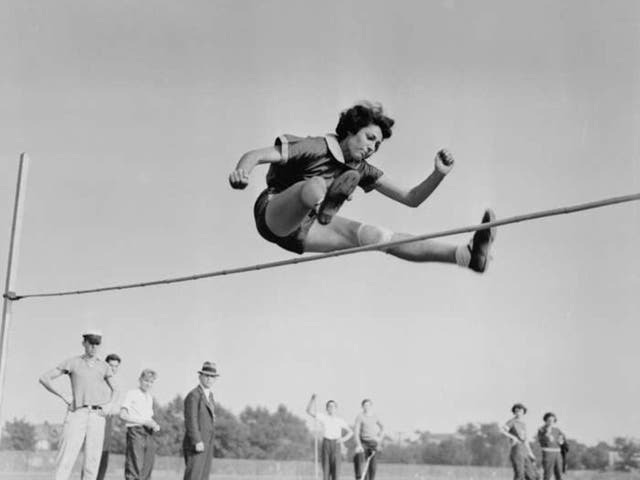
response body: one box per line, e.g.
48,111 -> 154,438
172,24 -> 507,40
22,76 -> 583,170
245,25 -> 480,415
1,0 -> 639,446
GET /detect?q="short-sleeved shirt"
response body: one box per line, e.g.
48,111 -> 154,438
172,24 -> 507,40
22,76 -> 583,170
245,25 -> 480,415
505,417 -> 528,443
57,355 -> 112,410
316,413 -> 349,440
121,388 -> 154,428
537,426 -> 565,450
355,413 -> 382,441
266,134 -> 384,194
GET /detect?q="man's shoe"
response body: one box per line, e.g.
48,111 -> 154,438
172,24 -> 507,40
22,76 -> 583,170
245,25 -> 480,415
317,170 -> 361,225
469,209 -> 496,273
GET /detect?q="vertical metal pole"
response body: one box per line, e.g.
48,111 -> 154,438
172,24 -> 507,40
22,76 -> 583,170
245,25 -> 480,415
314,418 -> 319,480
0,153 -> 30,423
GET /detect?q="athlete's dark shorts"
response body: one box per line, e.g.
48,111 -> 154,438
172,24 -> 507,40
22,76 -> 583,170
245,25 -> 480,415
253,189 -> 316,254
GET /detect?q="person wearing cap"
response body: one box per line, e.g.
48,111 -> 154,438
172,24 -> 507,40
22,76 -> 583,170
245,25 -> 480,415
39,330 -> 115,480
537,413 -> 567,480
306,394 -> 353,480
82,353 -> 122,480
182,361 -> 219,480
354,399 -> 384,480
120,369 -> 160,480
501,403 -> 538,480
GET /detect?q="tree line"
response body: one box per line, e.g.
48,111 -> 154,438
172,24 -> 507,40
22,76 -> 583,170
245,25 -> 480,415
1,396 -> 637,471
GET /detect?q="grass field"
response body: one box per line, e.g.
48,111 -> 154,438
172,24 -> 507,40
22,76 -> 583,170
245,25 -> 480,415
2,452 -> 639,480
2,466 -> 640,480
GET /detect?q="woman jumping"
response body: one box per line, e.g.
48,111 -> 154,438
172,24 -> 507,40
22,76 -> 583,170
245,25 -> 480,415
229,102 -> 495,272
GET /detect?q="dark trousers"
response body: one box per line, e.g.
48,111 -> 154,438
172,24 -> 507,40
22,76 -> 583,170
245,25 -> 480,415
542,451 -> 562,480
354,439 -> 378,480
510,444 -> 538,480
183,437 -> 215,480
321,439 -> 340,480
125,426 -> 156,480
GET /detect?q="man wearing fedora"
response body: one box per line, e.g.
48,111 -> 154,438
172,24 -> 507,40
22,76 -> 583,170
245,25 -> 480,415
39,330 -> 115,480
182,361 -> 219,480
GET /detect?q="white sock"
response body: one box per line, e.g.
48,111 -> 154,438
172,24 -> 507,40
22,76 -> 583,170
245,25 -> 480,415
455,244 -> 471,267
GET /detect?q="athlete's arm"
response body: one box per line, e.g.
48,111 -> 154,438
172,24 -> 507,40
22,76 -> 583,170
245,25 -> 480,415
229,146 -> 284,190
39,368 -> 72,407
373,150 -> 454,207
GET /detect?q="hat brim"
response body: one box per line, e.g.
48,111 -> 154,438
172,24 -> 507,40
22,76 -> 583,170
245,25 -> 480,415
198,370 -> 219,377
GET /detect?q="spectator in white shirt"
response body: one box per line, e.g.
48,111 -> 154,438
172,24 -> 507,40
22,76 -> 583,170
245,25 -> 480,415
306,394 -> 353,480
120,369 -> 160,480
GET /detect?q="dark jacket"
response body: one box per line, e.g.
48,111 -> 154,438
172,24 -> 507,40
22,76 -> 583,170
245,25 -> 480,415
182,386 -> 215,452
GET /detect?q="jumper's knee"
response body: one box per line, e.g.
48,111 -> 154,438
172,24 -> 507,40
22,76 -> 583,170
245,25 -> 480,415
356,224 -> 395,248
300,177 -> 327,208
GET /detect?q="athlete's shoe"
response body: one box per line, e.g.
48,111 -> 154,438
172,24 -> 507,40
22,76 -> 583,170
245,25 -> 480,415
468,209 -> 496,273
317,170 -> 361,225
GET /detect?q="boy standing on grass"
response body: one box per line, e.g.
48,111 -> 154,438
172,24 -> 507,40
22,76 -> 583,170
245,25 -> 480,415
120,369 -> 160,480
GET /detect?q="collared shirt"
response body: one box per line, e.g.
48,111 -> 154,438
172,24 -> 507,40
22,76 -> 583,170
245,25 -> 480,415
57,355 -> 112,410
316,413 -> 349,440
199,384 -> 215,413
121,388 -> 154,428
537,426 -> 565,450
265,134 -> 384,194
199,385 -> 213,401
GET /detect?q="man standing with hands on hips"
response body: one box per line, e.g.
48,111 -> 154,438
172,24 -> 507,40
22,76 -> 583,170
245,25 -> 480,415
183,361 -> 219,480
39,330 -> 115,480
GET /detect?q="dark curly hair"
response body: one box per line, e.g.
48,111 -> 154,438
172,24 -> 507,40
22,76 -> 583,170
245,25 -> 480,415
105,353 -> 121,364
335,102 -> 395,141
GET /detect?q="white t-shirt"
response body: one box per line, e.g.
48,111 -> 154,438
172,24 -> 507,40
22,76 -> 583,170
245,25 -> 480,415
121,388 -> 154,428
316,413 -> 348,440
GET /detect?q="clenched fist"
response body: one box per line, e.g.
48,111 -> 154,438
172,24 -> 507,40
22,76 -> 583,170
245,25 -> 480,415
229,168 -> 250,189
435,149 -> 454,175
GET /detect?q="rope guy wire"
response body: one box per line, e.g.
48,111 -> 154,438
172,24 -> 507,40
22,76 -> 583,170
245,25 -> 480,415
4,192 -> 639,301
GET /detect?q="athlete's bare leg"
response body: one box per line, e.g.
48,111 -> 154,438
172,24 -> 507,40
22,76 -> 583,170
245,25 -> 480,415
304,217 -> 457,263
265,178 -> 327,237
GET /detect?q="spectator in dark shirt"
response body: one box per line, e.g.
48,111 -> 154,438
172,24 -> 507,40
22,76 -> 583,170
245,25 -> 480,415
537,412 -> 566,480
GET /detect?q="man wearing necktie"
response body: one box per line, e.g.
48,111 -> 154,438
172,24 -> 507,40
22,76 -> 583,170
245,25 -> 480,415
182,361 -> 219,480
